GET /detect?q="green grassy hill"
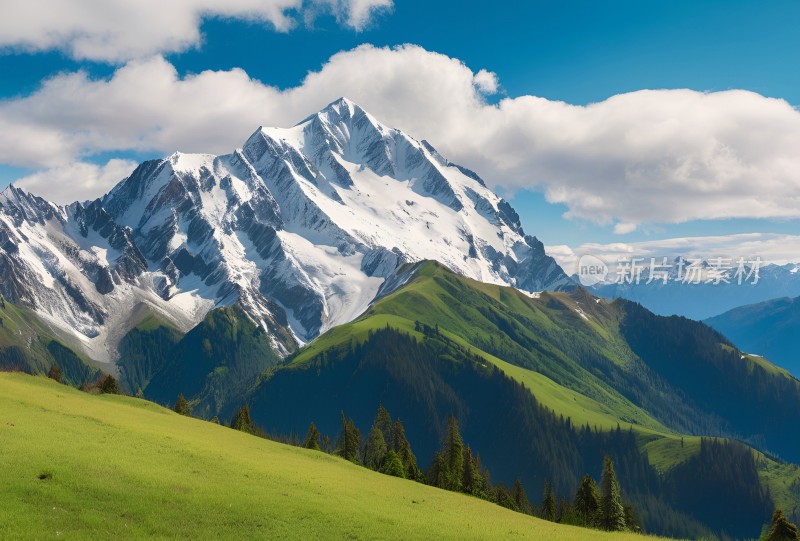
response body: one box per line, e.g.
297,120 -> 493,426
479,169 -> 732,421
0,372 -> 658,541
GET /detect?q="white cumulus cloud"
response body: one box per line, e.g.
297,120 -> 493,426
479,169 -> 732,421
0,0 -> 393,62
14,159 -> 138,204
1,44 -> 799,228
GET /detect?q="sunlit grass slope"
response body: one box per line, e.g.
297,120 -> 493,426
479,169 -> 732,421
0,372 -> 664,541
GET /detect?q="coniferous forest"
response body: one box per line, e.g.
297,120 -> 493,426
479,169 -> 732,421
226,325 -> 780,540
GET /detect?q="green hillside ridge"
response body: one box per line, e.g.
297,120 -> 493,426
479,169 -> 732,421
0,372 -> 660,541
281,261 -> 800,523
292,262 -> 667,434
288,262 -> 743,448
0,295 -> 99,386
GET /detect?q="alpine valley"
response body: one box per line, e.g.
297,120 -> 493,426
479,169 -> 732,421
2,99 -> 799,541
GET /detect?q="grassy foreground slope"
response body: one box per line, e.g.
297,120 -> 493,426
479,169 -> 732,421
0,373 -> 656,541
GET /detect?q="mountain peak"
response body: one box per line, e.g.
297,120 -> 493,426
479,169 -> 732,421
0,98 -> 573,365
323,96 -> 359,114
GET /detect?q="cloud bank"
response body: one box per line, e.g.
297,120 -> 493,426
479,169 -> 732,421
0,0 -> 392,61
548,233 -> 800,276
2,44 -> 799,228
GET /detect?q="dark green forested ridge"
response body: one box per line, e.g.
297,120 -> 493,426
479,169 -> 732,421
244,399 -> 646,536
242,324 -> 777,539
119,305 -> 283,417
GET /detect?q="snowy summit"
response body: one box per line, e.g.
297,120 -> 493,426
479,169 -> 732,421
0,98 -> 572,366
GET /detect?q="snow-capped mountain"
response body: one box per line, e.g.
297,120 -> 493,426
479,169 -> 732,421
0,98 -> 572,366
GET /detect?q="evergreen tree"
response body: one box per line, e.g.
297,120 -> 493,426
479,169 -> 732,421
600,456 -> 626,531
135,387 -> 145,399
574,474 -> 600,527
303,422 -> 321,451
374,404 -> 393,445
512,479 -> 532,515
173,393 -> 190,415
210,416 -> 220,424
623,504 -> 641,533
462,446 -> 485,498
336,411 -> 361,463
443,415 -> 464,492
380,450 -> 405,478
98,374 -> 119,394
230,405 -> 255,433
478,457 -> 494,502
428,452 -> 448,489
363,424 -> 388,469
540,481 -> 556,521
766,509 -> 800,541
557,497 -> 578,525
391,418 -> 422,481
494,483 -> 520,512
47,364 -> 63,384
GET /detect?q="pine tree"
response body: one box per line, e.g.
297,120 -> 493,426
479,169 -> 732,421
541,481 -> 556,521
98,374 -> 119,394
374,404 -> 393,445
391,418 -> 422,481
173,393 -> 190,415
47,364 -> 63,384
462,446 -> 484,497
512,479 -> 532,515
766,509 -> 800,541
428,451 -> 448,489
600,456 -> 626,531
574,474 -> 600,527
303,422 -> 321,451
363,425 -> 388,469
494,483 -> 520,512
210,416 -> 220,424
478,457 -> 494,502
623,504 -> 641,533
443,415 -> 464,492
336,411 -> 361,463
557,497 -> 578,524
380,450 -> 405,478
231,405 -> 255,433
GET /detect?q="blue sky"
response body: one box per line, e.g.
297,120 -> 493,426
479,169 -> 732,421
1,0 -> 799,262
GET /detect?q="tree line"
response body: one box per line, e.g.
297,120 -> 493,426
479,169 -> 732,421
231,400 -> 642,534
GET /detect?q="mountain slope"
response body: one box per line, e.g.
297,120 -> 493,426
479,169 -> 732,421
706,296 -> 800,377
289,261 -> 800,459
0,372 -> 654,541
0,97 -> 571,366
222,261 -> 800,539
116,305 -> 282,417
0,295 -> 99,386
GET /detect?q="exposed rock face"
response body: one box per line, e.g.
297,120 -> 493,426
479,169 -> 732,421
0,97 -> 573,363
